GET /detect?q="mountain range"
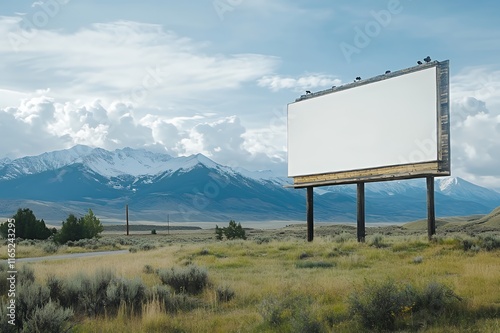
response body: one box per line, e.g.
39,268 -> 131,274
0,145 -> 499,225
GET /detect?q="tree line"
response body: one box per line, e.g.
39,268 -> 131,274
0,208 -> 103,244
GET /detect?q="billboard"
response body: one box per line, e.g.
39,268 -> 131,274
287,60 -> 450,187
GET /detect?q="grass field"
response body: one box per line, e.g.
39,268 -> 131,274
2,222 -> 499,332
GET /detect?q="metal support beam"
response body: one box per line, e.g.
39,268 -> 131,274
306,186 -> 314,242
357,182 -> 365,242
427,176 -> 436,239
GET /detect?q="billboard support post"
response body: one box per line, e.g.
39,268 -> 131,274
306,187 -> 314,242
357,182 -> 366,242
427,177 -> 436,239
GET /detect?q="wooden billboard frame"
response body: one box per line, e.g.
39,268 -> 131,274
287,61 -> 450,242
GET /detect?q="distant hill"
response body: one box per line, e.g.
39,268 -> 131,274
475,206 -> 500,227
403,206 -> 500,231
403,215 -> 484,230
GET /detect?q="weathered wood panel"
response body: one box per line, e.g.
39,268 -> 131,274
292,162 -> 450,188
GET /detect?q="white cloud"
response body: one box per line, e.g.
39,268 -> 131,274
448,69 -> 500,189
258,74 -> 341,92
0,96 -> 287,172
0,17 -> 279,107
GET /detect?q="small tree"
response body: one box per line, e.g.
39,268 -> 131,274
215,225 -> 223,241
0,208 -> 52,240
81,209 -> 103,239
215,220 -> 246,240
55,209 -> 103,244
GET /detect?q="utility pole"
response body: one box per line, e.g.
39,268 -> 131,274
126,204 -> 129,236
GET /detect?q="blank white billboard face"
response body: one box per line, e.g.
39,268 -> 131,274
288,66 -> 438,177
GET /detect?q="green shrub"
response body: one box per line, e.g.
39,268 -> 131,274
42,242 -> 59,254
369,233 -> 386,248
143,264 -> 155,274
16,282 -> 50,328
334,232 -> 351,243
414,282 -> 462,314
157,265 -> 208,295
295,261 -> 335,269
150,285 -> 200,313
298,252 -> 311,259
46,275 -> 64,302
479,234 -> 500,251
349,280 -> 416,331
21,300 -> 73,333
462,238 -> 475,251
139,243 -> 156,251
259,294 -> 325,332
215,225 -> 223,241
106,277 -> 147,316
0,299 -> 17,333
54,269 -> 115,317
412,256 -> 424,264
151,229 -> 157,235
253,236 -> 271,244
18,265 -> 35,286
0,262 -> 9,296
216,285 -> 235,302
349,280 -> 462,331
215,220 -> 246,240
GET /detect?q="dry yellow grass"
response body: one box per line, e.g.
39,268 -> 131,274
10,231 -> 500,332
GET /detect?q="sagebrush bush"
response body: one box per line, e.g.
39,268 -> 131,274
479,234 -> 500,251
0,262 -> 9,296
139,243 -> 156,251
216,285 -> 235,302
150,285 -> 200,313
0,298 -> 17,333
334,232 -> 351,243
17,265 -> 35,286
412,256 -> 424,264
46,275 -> 64,302
157,265 -> 208,295
349,280 -> 416,331
414,282 -> 462,314
298,251 -> 311,259
21,300 -> 73,333
349,280 -> 462,331
16,282 -> 50,328
253,236 -> 271,244
106,277 -> 147,316
54,269 -> 115,317
42,242 -> 59,254
259,294 -> 325,332
143,264 -> 155,274
369,234 -> 386,248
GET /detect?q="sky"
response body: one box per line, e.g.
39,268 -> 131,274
0,0 -> 500,189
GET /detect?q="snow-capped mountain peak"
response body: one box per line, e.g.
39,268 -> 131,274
0,145 -> 175,179
438,177 -> 459,192
81,147 -> 173,177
